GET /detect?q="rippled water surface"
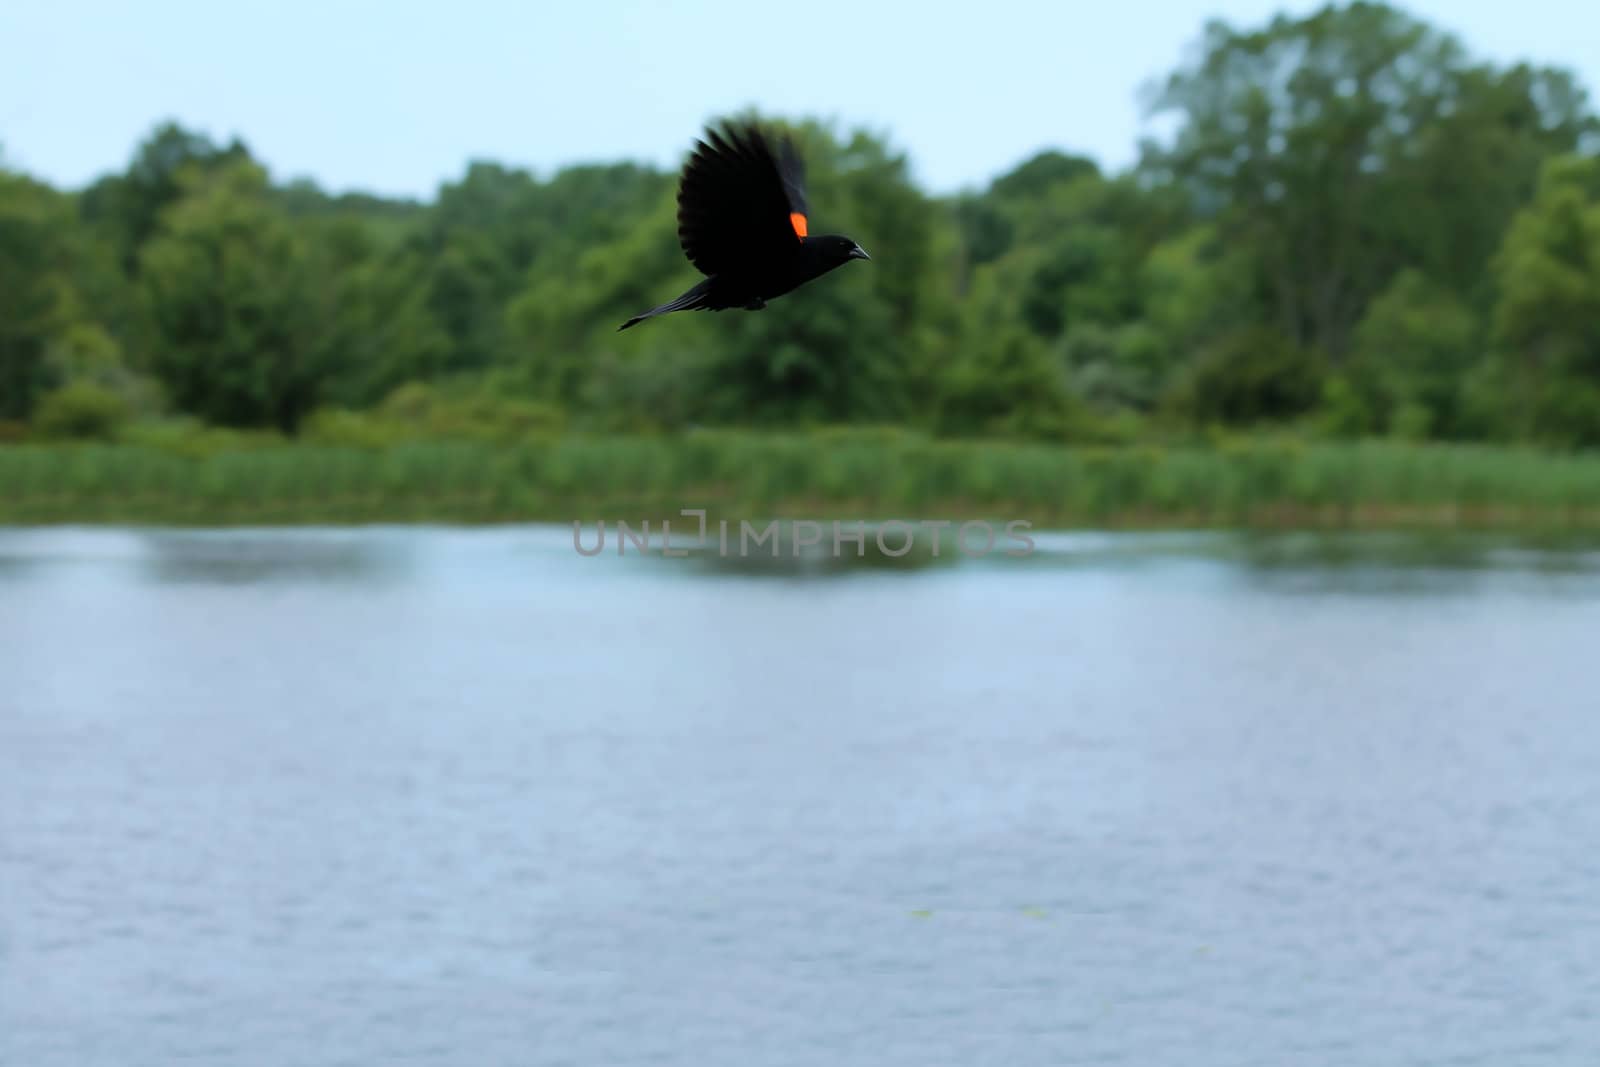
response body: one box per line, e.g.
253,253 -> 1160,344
3,526 -> 1599,1066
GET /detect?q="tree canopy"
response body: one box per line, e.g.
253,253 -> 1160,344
2,2 -> 1597,448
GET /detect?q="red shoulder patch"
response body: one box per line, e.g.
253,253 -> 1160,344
790,212 -> 808,238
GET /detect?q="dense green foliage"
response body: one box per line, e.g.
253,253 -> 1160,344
6,434 -> 1600,530
3,2 -> 1599,524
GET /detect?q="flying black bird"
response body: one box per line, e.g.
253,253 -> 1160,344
617,122 -> 870,331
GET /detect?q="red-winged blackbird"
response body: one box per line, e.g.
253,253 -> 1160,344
618,121 -> 870,331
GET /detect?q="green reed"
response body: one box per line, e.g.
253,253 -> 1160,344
4,432 -> 1600,529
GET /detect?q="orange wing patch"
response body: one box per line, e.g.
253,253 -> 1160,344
790,212 -> 808,238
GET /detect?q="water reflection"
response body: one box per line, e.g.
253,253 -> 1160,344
1217,530 -> 1600,598
6,525 -> 1600,591
669,534 -> 964,578
136,530 -> 414,586
1000,528 -> 1600,598
547,520 -> 1600,604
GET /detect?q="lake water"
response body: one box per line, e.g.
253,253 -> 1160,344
3,525 -> 1599,1066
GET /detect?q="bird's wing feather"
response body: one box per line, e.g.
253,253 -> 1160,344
677,122 -> 808,276
777,134 -> 809,234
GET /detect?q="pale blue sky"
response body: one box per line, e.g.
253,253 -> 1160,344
2,0 -> 1596,198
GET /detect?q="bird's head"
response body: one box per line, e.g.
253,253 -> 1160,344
810,233 -> 871,266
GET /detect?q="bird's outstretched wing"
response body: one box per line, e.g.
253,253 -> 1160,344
677,122 -> 809,277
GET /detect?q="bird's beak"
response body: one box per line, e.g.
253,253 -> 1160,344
849,245 -> 871,261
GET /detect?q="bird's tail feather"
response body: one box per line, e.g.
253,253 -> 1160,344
617,280 -> 713,331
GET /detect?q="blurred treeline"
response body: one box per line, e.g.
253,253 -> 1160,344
4,1 -> 1600,452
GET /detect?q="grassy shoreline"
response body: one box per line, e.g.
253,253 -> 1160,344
5,434 -> 1600,530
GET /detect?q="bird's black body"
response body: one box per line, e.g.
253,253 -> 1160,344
618,122 -> 870,331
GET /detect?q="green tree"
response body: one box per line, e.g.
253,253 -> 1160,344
1142,2 -> 1595,357
81,121 -> 253,275
33,381 -> 130,441
1488,155 -> 1600,445
1167,326 -> 1325,426
0,172 -> 74,419
949,149 -> 1191,425
506,188 -> 684,408
299,218 -> 454,407
140,161 -> 328,431
425,159 -> 673,383
1344,270 -> 1481,438
937,328 -> 1078,439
